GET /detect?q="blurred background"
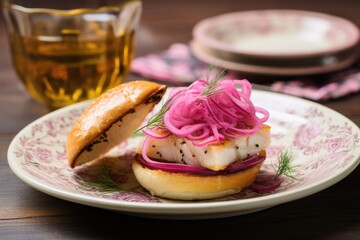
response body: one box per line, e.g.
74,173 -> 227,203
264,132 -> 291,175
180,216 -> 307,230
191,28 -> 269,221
2,0 -> 359,65
0,0 -> 359,115
135,0 -> 360,55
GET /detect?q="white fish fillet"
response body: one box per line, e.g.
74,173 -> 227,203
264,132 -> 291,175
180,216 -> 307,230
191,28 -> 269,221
145,125 -> 271,171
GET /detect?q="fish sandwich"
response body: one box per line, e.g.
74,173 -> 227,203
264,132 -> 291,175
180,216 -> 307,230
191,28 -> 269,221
66,78 -> 271,200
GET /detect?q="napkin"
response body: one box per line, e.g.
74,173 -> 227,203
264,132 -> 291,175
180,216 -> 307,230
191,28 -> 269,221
131,43 -> 360,101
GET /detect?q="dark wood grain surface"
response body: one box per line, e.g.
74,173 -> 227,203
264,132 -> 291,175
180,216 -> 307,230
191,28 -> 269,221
1,0 -> 359,239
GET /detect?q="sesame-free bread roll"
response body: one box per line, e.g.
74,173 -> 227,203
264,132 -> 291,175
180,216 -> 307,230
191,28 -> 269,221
132,159 -> 263,200
66,80 -> 167,168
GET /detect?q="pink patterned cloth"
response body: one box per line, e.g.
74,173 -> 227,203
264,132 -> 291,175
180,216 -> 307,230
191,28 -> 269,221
131,43 -> 360,101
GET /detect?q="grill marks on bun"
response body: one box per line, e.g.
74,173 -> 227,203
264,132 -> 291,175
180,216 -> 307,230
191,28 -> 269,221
66,81 -> 167,168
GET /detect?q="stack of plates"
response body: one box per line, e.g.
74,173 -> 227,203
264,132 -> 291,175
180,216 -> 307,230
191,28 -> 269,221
191,10 -> 360,76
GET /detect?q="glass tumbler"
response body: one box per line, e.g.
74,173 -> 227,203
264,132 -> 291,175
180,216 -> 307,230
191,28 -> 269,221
2,0 -> 142,109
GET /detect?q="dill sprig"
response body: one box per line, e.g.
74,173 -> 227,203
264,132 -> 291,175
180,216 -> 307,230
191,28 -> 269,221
81,166 -> 122,193
133,66 -> 227,134
273,149 -> 298,181
133,96 -> 174,134
201,66 -> 226,97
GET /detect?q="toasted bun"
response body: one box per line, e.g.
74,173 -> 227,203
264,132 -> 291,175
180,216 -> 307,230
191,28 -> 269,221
132,159 -> 263,200
66,81 -> 167,168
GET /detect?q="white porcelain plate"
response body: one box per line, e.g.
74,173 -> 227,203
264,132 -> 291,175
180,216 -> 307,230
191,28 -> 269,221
193,10 -> 360,58
7,89 -> 360,219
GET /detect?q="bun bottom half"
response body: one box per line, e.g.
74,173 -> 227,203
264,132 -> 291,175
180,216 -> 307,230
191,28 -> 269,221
132,159 -> 263,200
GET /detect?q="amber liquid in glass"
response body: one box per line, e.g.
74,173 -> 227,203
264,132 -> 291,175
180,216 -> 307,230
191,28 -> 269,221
10,28 -> 135,109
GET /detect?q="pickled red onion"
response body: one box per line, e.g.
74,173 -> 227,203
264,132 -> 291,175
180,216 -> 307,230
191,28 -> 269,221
137,150 -> 266,175
143,78 -> 269,146
251,173 -> 284,193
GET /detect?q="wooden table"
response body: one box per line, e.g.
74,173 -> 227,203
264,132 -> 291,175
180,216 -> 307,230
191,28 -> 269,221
1,0 -> 359,239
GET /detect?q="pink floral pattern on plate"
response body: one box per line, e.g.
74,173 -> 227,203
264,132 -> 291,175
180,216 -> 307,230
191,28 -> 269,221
7,90 -> 360,218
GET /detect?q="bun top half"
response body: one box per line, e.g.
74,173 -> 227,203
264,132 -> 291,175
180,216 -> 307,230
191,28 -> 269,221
66,80 -> 167,168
